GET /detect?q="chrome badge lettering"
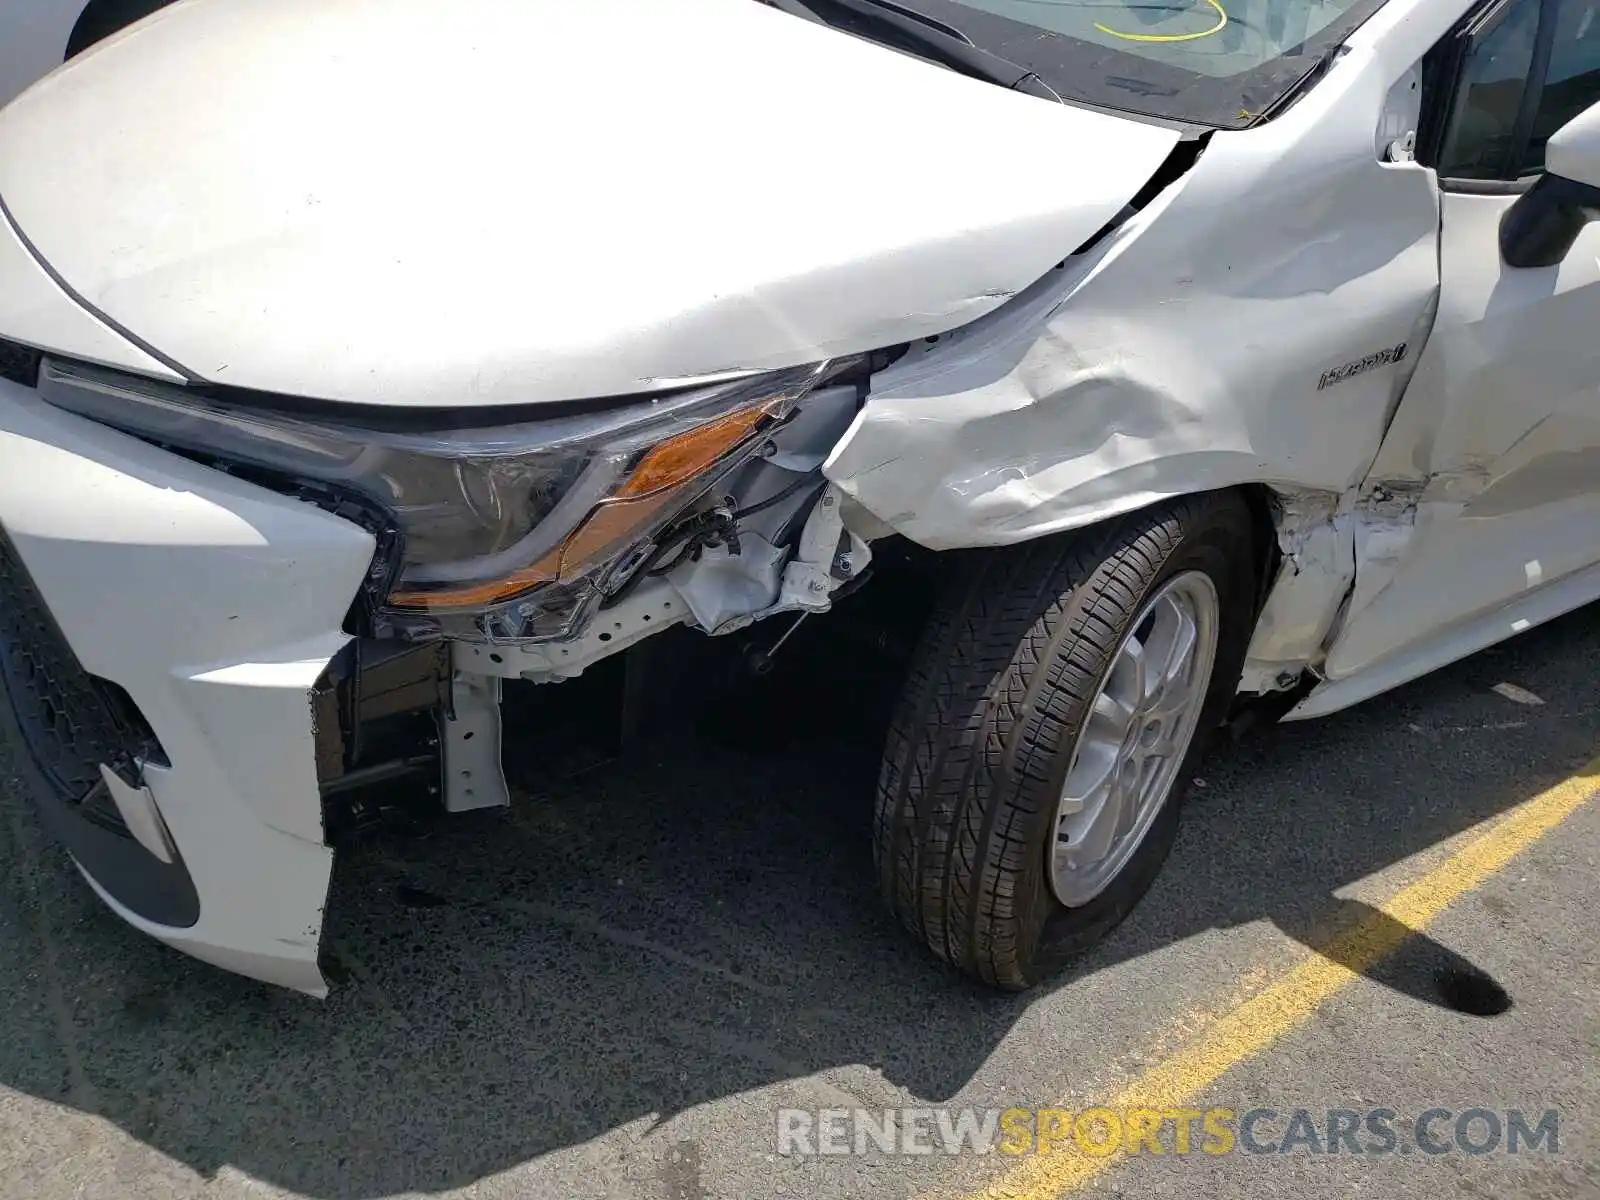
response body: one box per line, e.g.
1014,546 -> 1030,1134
1318,343 -> 1408,391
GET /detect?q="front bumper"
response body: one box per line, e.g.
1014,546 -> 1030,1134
0,377 -> 375,994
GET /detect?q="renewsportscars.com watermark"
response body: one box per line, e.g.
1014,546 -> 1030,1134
776,1106 -> 1560,1158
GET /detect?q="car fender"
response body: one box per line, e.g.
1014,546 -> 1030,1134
825,11 -> 1452,684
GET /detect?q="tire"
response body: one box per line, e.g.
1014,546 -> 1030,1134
874,491 -> 1258,989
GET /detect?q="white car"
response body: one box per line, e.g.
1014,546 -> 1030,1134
1,0 -> 1597,995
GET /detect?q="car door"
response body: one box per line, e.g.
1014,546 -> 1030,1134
1318,0 -> 1600,688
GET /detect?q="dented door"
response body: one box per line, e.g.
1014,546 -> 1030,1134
1321,189 -> 1600,685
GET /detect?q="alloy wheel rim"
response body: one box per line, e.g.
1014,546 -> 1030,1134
1049,570 -> 1220,907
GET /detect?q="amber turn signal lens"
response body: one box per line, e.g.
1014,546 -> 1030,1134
614,404 -> 773,499
385,553 -> 560,611
554,491 -> 679,581
557,403 -> 775,577
386,401 -> 778,612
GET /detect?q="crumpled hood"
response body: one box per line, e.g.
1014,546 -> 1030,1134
0,0 -> 1179,408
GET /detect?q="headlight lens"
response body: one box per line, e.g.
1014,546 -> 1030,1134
37,359 -> 828,641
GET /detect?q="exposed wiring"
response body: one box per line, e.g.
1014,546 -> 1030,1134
730,473 -> 824,522
642,507 -> 742,579
600,464 -> 829,613
1095,0 -> 1227,42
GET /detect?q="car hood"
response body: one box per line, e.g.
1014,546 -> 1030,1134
0,0 -> 1180,408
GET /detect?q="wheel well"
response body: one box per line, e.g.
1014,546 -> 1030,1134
65,0 -> 174,60
859,485 -> 1282,628
1234,483 -> 1284,617
833,486 -> 1282,674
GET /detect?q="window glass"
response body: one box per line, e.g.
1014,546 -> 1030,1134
1438,0 -> 1540,179
1524,0 -> 1600,171
795,0 -> 1403,129
948,0 -> 1370,80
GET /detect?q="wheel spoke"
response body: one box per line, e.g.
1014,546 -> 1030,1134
1160,602 -> 1199,688
1087,689 -> 1136,744
1070,771 -> 1125,865
1141,736 -> 1175,764
1146,684 -> 1192,730
1058,743 -> 1116,816
1118,635 -> 1152,711
1158,710 -> 1196,758
1112,769 -> 1142,841
1143,595 -> 1194,679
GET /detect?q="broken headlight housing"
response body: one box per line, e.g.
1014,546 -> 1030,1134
36,359 -> 829,642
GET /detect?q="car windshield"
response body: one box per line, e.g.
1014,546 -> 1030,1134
860,0 -> 1389,127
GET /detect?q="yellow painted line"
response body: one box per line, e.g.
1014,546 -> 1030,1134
956,757 -> 1600,1200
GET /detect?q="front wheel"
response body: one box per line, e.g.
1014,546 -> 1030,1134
874,492 -> 1258,989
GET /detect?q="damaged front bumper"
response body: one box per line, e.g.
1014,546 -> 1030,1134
0,361 -> 875,994
0,378 -> 375,994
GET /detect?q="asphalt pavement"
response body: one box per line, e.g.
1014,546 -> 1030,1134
1,602 -> 1596,1200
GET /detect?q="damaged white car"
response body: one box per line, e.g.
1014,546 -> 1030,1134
2,0 -> 1598,994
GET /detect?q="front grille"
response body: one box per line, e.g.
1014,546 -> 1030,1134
0,529 -> 166,821
0,339 -> 40,387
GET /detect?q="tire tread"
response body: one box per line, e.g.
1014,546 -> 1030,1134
873,494 -> 1243,988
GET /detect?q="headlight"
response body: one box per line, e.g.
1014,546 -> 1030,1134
36,359 -> 829,641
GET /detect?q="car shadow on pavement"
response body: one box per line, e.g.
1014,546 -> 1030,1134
0,605 -> 1594,1198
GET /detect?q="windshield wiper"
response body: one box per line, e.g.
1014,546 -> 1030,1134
760,0 -> 1062,101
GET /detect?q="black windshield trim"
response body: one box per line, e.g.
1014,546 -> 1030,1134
793,0 -> 1046,91
837,0 -> 1393,129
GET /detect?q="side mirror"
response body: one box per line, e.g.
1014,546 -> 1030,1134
1500,101 -> 1600,268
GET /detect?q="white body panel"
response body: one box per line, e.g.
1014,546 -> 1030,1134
824,0 -> 1448,703
1292,559 -> 1600,719
1305,191 -> 1600,703
0,0 -> 1178,406
824,0 -> 1455,549
821,0 -> 1600,713
1547,99 -> 1600,186
0,378 -> 374,993
0,195 -> 180,380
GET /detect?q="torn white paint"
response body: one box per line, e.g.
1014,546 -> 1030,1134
1335,482 -> 1424,634
1239,491 -> 1354,693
